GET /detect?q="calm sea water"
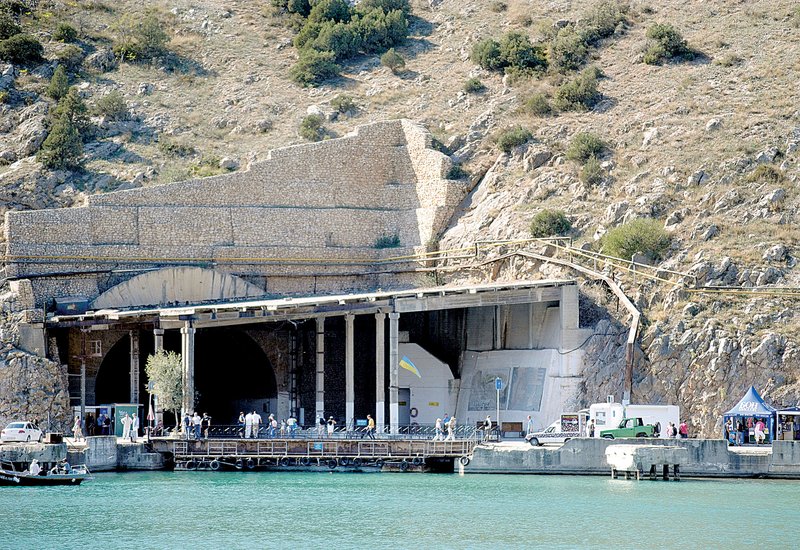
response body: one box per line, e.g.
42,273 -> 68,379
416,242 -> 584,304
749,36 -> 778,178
3,471 -> 798,549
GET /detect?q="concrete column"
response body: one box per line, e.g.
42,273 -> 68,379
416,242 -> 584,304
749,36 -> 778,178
153,328 -> 164,352
129,330 -> 140,403
345,313 -> 355,429
180,323 -> 196,417
375,312 -> 386,433
315,317 -> 325,425
388,312 -> 400,434
80,358 -> 86,429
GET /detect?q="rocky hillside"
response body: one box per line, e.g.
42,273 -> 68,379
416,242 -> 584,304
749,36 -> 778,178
2,0 -> 800,434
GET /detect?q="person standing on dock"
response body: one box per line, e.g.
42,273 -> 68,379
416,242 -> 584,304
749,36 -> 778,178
238,412 -> 245,438
586,419 -> 595,438
287,415 -> 297,437
244,411 -> 253,438
72,415 -> 83,442
483,416 -> 492,441
434,418 -> 443,441
526,415 -> 534,437
268,414 -> 277,438
327,416 -> 337,437
446,417 -> 455,441
679,421 -> 688,439
252,411 -> 262,438
183,413 -> 192,440
443,412 -> 451,427
363,414 -> 376,439
201,413 -> 211,439
754,419 -> 765,444
130,413 -> 139,442
192,412 -> 202,440
121,413 -> 131,440
318,417 -> 326,437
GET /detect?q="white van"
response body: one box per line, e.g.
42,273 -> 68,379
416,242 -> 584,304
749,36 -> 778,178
526,412 -> 587,446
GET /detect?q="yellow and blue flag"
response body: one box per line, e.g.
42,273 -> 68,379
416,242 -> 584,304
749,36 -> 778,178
399,356 -> 421,378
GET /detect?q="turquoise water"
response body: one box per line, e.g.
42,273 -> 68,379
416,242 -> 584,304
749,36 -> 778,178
3,471 -> 798,549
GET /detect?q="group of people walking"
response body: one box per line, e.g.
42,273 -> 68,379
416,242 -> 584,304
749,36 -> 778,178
432,414 -> 457,441
182,412 -> 211,440
238,411 -> 298,439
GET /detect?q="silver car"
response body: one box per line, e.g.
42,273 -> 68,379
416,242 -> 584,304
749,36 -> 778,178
1,422 -> 43,443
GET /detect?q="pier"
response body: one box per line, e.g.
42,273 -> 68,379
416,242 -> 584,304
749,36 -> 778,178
150,437 -> 477,472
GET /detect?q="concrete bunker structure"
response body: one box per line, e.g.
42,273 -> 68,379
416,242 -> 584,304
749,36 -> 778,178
3,120 -> 590,432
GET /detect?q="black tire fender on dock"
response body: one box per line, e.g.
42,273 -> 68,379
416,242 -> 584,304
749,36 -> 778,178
338,457 -> 349,467
300,457 -> 311,466
327,459 -> 337,470
352,457 -> 362,467
374,458 -> 384,467
235,459 -> 243,470
412,456 -> 423,466
246,458 -> 255,470
186,460 -> 197,470
400,460 -> 410,472
209,460 -> 221,471
279,457 -> 291,467
459,456 -> 470,466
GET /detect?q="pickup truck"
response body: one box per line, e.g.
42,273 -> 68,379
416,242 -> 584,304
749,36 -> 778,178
525,419 -> 581,446
599,417 -> 660,439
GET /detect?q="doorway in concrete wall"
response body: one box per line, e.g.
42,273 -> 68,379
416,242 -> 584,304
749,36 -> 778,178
399,388 -> 411,426
193,328 -> 278,426
95,334 -> 140,407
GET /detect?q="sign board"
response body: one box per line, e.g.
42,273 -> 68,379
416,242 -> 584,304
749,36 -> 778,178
495,377 -> 503,391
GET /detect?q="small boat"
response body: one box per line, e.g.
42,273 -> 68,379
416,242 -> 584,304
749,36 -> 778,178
0,460 -> 92,486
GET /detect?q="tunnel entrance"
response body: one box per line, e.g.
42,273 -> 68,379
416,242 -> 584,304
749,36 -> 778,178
193,328 -> 277,425
94,328 -> 277,427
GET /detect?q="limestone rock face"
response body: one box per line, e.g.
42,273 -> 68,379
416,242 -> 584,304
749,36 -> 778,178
0,283 -> 70,432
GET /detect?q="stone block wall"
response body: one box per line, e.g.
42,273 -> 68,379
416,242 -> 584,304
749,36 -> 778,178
5,120 -> 467,306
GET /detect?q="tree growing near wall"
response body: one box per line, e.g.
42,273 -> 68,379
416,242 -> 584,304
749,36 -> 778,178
145,351 -> 183,431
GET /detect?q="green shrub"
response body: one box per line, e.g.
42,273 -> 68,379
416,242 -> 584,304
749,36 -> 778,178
0,33 -> 43,64
0,10 -> 21,40
552,66 -> 599,111
529,209 -> 571,238
330,94 -> 356,113
793,6 -> 800,28
380,47 -> 405,73
313,21 -> 361,60
489,1 -> 507,12
46,65 -> 70,100
463,77 -> 485,93
446,164 -> 469,179
566,132 -> 606,163
580,155 -> 604,186
94,90 -> 129,120
374,233 -> 400,248
499,31 -> 547,73
287,0 -> 312,16
495,126 -> 532,153
643,23 -> 691,65
37,112 -> 83,170
299,114 -> 325,141
0,90 -> 9,104
55,44 -> 85,70
747,164 -> 784,184
524,92 -> 551,116
548,27 -> 588,73
471,38 -> 503,70
601,218 -> 671,261
355,8 -> 408,53
578,1 -> 627,45
308,0 -> 351,25
54,22 -> 78,42
290,49 -> 340,86
357,0 -> 411,14
158,138 -> 195,157
112,12 -> 169,61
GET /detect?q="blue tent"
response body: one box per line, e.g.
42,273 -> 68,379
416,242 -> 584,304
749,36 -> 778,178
723,386 -> 776,444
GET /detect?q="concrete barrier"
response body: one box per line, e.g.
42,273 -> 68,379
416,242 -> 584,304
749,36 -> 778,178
0,442 -> 66,465
465,438 -> 798,478
67,436 -> 165,471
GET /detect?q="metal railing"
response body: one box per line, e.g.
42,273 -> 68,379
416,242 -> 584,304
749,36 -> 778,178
165,423 -> 480,441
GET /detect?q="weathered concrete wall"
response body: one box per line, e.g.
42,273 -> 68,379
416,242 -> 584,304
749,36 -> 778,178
66,436 -> 164,471
4,120 -> 467,306
0,442 -> 66,464
465,439 -> 800,478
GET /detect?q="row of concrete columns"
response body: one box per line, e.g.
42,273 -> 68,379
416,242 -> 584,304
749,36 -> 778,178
141,312 -> 403,430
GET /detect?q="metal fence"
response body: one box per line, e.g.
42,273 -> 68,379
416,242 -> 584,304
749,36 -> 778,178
161,423 -> 480,441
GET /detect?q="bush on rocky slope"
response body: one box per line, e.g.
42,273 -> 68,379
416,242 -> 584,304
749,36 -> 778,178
601,218 -> 671,262
530,209 -> 571,238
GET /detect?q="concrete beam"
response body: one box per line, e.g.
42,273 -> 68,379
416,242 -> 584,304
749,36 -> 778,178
388,312 -> 399,434
375,312 -> 386,432
315,317 -> 325,425
180,323 -> 195,417
345,313 -> 355,428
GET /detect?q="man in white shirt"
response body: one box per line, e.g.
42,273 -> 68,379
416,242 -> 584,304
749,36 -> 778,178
130,413 -> 140,442
192,412 -> 202,440
28,459 -> 41,476
121,413 -> 131,440
251,411 -> 262,439
244,411 -> 253,439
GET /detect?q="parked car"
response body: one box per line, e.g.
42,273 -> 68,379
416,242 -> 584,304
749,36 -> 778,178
599,417 -> 659,439
525,416 -> 583,446
1,422 -> 43,443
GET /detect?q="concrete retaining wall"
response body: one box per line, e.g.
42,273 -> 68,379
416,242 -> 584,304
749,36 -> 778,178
465,438 -> 798,478
66,436 -> 165,471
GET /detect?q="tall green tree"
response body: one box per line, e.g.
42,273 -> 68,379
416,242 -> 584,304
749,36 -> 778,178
53,87 -> 89,135
145,351 -> 183,431
37,112 -> 83,170
46,65 -> 69,100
